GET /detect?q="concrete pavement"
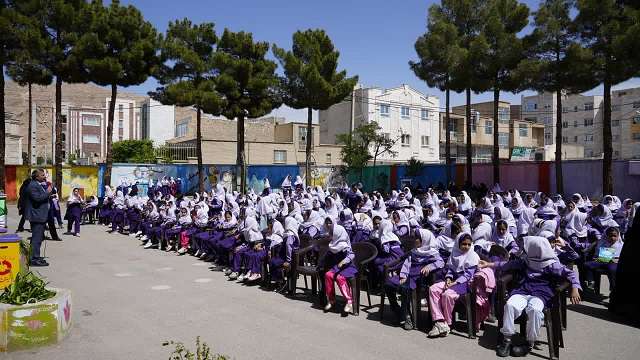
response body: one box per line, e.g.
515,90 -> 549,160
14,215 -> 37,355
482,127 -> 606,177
3,205 -> 639,360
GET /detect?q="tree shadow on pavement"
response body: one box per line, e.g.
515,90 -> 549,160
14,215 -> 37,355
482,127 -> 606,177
569,303 -> 640,328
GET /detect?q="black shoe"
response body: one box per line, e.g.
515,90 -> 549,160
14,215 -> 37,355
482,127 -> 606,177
403,315 -> 414,331
16,229 -> 24,233
496,337 -> 512,357
49,237 -> 63,241
63,231 -> 74,235
30,258 -> 50,267
511,344 -> 532,357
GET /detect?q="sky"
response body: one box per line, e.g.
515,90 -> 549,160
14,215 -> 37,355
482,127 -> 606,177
116,0 -> 640,122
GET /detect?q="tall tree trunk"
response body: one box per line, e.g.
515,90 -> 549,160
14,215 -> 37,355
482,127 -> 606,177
465,88 -> 472,187
196,106 -> 204,193
54,76 -> 63,194
237,114 -> 246,194
602,76 -> 613,195
305,107 -> 312,187
28,83 -> 33,165
445,86 -> 451,186
555,90 -> 564,195
493,87 -> 500,186
104,83 -> 117,193
0,66 -> 5,189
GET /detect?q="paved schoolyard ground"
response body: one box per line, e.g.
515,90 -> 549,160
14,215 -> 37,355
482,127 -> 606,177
2,205 -> 639,360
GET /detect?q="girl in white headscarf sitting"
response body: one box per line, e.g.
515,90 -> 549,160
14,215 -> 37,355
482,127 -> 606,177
352,211 -> 373,244
321,217 -> 357,315
427,232 -> 479,338
385,228 -> 445,329
371,216 -> 405,288
269,216 -> 300,291
480,236 -> 581,357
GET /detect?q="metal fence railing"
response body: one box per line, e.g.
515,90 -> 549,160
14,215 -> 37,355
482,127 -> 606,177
155,143 -> 197,162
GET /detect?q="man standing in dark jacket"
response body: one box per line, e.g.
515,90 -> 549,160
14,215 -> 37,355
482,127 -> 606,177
25,169 -> 53,267
16,177 -> 31,232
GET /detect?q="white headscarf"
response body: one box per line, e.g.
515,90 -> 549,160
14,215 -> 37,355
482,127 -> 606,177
415,228 -> 439,257
327,223 -> 351,254
284,216 -> 300,238
377,219 -> 400,245
459,191 -> 473,212
523,236 -> 559,272
267,219 -> 285,248
447,232 -> 480,273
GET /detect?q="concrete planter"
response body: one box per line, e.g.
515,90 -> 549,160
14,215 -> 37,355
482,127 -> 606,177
0,288 -> 72,352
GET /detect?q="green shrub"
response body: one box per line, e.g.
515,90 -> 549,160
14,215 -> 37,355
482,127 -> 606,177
163,337 -> 230,360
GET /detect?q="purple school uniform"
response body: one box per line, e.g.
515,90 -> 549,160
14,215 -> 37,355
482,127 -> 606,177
270,235 -> 299,282
65,202 -> 83,234
373,241 -> 404,274
494,258 -> 581,307
444,265 -> 478,296
323,249 -> 358,279
351,225 -> 371,244
387,251 -> 445,289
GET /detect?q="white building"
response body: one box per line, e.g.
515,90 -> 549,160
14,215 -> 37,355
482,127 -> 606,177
319,84 -> 440,163
141,98 -> 175,146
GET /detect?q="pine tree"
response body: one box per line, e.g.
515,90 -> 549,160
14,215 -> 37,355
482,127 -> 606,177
518,0 -> 595,195
574,0 -> 637,195
150,19 -> 221,193
214,29 -> 281,193
477,0 -> 529,185
410,4 -> 464,185
75,0 -> 158,190
273,29 -> 357,186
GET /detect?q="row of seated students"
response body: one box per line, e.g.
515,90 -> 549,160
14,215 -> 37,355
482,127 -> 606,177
93,182 -> 635,358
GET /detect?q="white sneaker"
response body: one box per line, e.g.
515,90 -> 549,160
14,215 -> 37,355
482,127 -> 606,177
324,303 -> 333,312
223,268 -> 232,275
343,302 -> 353,314
166,245 -> 174,252
194,250 -> 201,257
238,272 -> 248,282
177,247 -> 187,255
135,231 -> 142,237
420,298 -> 428,307
129,232 -> 137,237
228,272 -> 239,280
140,235 -> 148,242
199,252 -> 207,259
248,273 -> 261,282
143,242 -> 156,249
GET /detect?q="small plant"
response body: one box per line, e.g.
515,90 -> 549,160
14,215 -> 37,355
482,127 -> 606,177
0,271 -> 56,305
163,337 -> 229,360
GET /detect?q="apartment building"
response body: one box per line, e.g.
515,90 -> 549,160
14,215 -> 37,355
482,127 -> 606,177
444,101 -> 544,163
521,90 -> 640,159
140,98 -> 175,146
5,80 -> 147,165
319,84 -> 440,163
167,112 -> 343,166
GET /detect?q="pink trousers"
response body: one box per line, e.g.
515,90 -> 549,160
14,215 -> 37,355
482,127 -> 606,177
325,271 -> 353,304
428,281 -> 460,325
180,231 -> 190,248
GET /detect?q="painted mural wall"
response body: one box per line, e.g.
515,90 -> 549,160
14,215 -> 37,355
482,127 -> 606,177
300,166 -> 346,191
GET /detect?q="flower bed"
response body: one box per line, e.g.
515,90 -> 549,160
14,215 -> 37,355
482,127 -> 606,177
0,288 -> 72,352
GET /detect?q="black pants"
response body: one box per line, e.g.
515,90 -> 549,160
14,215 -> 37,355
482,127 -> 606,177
47,217 -> 60,240
30,221 -> 46,260
17,214 -> 26,231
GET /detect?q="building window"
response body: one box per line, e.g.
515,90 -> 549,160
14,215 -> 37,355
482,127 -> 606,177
401,106 -> 410,118
498,107 -> 509,124
119,119 -> 124,129
60,114 -> 67,124
401,134 -> 411,147
562,121 -> 568,128
61,132 -> 66,142
633,101 -> 640,109
584,134 -> 594,142
574,106 -> 578,112
485,120 -> 493,135
573,120 -> 578,127
175,122 -> 188,137
470,111 -> 478,133
519,124 -> 528,137
325,153 -> 331,164
584,102 -> 593,111
562,107 -> 569,113
83,134 -> 100,144
118,104 -> 124,119
298,126 -> 313,148
612,119 -> 620,126
562,136 -> 568,143
118,135 -> 123,141
586,149 -> 594,157
633,116 -> 640,124
544,132 -> 553,145
82,114 -> 101,126
382,133 -> 390,140
498,133 -> 509,148
574,136 -> 578,143
421,135 -> 430,147
420,108 -> 429,120
633,133 -> 640,141
379,104 -> 390,116
525,102 -> 537,111
273,150 -> 287,164
543,116 -> 553,125
584,118 -> 593,126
